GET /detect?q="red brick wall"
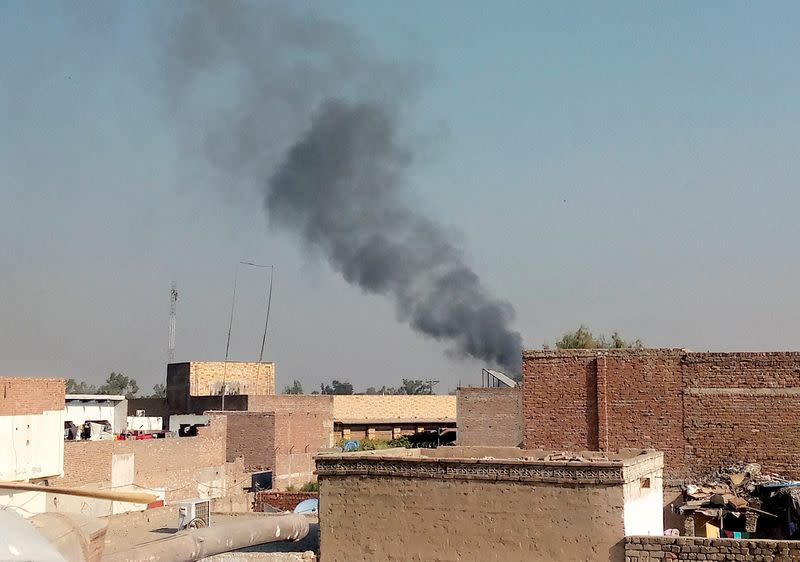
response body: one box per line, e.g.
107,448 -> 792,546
223,396 -> 335,488
523,350 -> 800,478
0,378 -> 64,415
681,352 -> 800,476
456,387 -> 522,447
223,411 -> 276,471
273,409 -> 332,488
254,491 -> 317,512
522,351 -> 599,450
601,351 -> 685,472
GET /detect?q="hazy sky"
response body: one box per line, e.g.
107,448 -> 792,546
2,2 -> 799,394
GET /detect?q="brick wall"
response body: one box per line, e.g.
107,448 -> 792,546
0,378 -> 65,415
456,387 -> 522,446
625,536 -> 800,561
247,395 -> 335,488
332,395 -> 456,421
254,491 -> 317,512
273,409 -> 331,489
523,349 -> 800,478
56,414 -> 234,502
188,362 -> 275,396
223,411 -> 276,471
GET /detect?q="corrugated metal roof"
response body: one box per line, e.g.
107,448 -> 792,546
484,370 -> 517,388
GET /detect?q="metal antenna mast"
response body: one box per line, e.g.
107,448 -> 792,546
168,282 -> 178,363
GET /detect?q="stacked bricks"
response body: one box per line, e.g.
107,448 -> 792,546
223,411 -> 276,471
456,387 -> 522,446
626,536 -> 800,561
0,377 -> 65,415
188,362 -> 275,396
254,491 -> 317,512
523,349 -> 800,478
332,395 -> 456,421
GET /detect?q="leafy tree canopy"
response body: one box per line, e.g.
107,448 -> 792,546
283,380 -> 303,394
550,325 -> 643,350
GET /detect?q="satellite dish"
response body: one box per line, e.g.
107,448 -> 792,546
294,498 -> 319,515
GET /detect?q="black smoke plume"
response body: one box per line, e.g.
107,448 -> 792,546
166,3 -> 522,373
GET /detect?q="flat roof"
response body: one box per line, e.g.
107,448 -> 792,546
66,394 -> 126,401
335,418 -> 456,425
316,447 -> 663,484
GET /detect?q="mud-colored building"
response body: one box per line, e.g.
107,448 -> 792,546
316,447 -> 664,562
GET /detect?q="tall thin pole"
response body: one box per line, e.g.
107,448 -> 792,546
222,266 -> 239,410
258,266 -> 274,363
168,282 -> 178,363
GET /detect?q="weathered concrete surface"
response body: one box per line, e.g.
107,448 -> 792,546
200,553 -> 315,562
317,447 -> 663,562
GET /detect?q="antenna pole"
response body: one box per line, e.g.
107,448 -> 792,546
222,266 -> 239,410
258,266 -> 274,363
168,282 -> 178,363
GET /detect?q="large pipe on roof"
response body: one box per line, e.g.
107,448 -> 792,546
104,513 -> 310,562
0,481 -> 157,505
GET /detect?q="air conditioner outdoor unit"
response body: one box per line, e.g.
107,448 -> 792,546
178,499 -> 211,529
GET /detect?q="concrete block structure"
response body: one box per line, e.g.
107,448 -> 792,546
167,361 -> 275,401
0,378 -> 65,516
456,386 -> 522,446
523,349 -> 800,478
316,447 -> 664,562
65,394 -> 128,435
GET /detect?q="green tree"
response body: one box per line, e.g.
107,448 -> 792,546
97,372 -> 139,398
554,325 -> 643,350
149,383 -> 167,398
320,380 -> 353,395
283,380 -> 303,394
399,379 -> 432,395
65,378 -> 97,394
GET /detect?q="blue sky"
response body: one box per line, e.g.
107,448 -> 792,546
2,2 -> 799,393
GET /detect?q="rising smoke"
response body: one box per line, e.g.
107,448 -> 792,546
166,2 -> 522,373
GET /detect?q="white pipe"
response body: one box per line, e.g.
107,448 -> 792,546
104,513 -> 310,562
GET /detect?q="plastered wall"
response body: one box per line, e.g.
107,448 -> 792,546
320,475 -> 627,562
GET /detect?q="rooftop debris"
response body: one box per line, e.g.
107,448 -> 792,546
679,463 -> 800,537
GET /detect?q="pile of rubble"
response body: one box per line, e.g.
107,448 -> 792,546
681,463 -> 788,515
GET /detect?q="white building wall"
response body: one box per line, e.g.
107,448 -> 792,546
64,398 -> 127,434
0,409 -> 64,517
623,469 -> 664,536
0,410 -> 64,481
169,414 -> 209,433
126,416 -> 163,431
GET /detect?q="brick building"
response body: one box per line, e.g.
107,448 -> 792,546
220,396 -> 335,489
523,349 -> 800,479
316,447 -> 664,562
167,361 -> 275,400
